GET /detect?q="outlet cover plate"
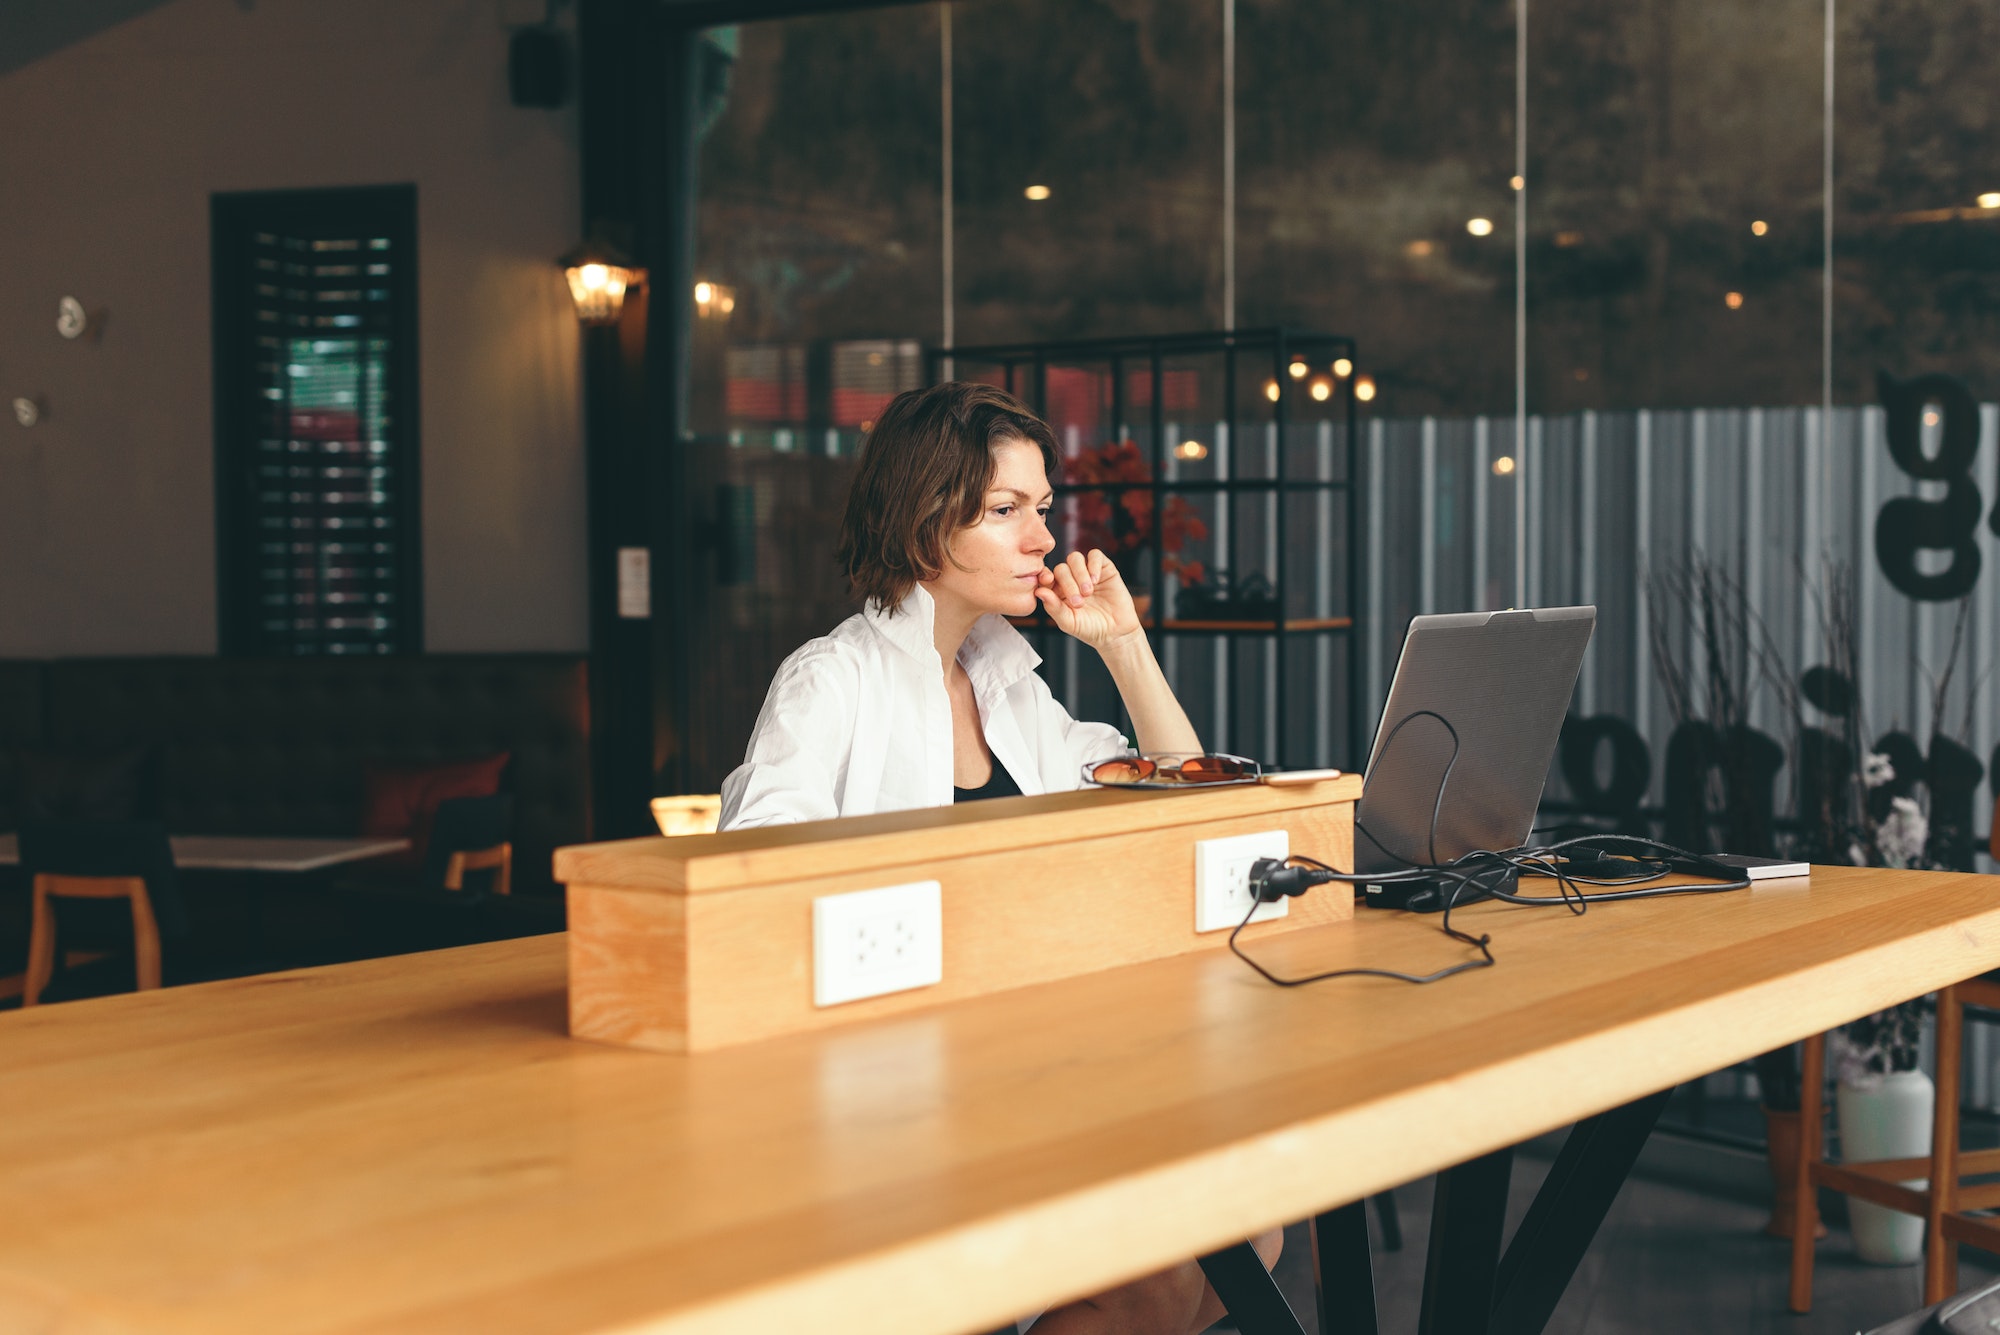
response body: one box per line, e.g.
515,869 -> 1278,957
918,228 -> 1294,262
812,880 -> 944,1007
1195,829 -> 1291,933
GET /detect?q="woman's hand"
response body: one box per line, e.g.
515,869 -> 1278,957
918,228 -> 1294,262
1036,549 -> 1143,650
1042,549 -> 1200,754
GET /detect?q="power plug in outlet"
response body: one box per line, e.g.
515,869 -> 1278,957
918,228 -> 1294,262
812,880 -> 944,1007
1194,830 -> 1291,933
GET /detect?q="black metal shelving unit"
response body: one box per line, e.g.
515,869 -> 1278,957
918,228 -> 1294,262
929,328 -> 1363,769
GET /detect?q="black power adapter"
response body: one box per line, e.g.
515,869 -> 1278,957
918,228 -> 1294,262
1248,856 -> 1521,915
1360,868 -> 1517,913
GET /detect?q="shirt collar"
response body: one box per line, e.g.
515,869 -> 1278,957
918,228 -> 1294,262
863,585 -> 1043,696
961,609 -> 1042,697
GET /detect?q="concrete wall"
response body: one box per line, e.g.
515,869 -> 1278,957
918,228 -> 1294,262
0,0 -> 586,655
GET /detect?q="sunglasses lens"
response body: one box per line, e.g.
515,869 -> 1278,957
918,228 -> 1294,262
1092,758 -> 1157,785
1179,756 -> 1246,781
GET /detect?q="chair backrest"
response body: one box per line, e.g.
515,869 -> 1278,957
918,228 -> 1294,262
17,820 -> 187,939
422,795 -> 514,890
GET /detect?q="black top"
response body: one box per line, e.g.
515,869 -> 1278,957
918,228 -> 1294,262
953,761 -> 1022,803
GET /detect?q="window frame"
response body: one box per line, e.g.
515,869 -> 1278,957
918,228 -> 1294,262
211,183 -> 423,656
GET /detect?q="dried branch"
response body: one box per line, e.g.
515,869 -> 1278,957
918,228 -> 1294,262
1924,595 -> 1975,746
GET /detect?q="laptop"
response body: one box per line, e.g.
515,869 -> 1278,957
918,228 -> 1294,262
1354,607 -> 1596,890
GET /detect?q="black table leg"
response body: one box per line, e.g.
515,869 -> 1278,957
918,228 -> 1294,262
1189,1086 -> 1662,1335
1487,1088 -> 1671,1335
1313,1200 -> 1380,1335
1372,1190 -> 1404,1252
1197,1240 -> 1309,1335
1417,1145 -> 1515,1335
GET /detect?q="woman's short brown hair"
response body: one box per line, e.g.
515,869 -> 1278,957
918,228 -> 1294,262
836,382 -> 1060,613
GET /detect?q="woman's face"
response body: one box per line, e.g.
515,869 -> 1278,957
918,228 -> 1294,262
923,436 -> 1055,620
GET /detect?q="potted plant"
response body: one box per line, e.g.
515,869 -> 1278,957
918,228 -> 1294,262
1831,1001 -> 1932,1264
1066,439 -> 1208,618
1644,560 -> 1955,1245
1821,742 -> 1936,1267
1794,572 -> 1966,1264
1646,561 -> 1819,1234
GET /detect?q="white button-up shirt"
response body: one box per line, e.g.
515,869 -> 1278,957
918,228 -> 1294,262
719,585 -> 1129,830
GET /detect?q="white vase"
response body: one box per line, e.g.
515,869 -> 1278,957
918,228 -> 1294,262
1835,1069 -> 1935,1265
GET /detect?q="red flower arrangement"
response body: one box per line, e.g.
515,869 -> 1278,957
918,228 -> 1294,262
1065,439 -> 1209,588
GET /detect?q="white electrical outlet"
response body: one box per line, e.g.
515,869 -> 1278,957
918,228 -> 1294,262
1195,829 -> 1291,933
812,880 -> 944,1008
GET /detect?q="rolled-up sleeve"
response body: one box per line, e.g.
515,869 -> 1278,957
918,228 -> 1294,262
719,645 -> 862,830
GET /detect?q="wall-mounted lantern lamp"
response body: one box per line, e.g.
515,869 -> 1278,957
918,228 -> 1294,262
559,238 -> 643,326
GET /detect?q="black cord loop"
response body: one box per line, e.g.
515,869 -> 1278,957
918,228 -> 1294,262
1226,710 -> 1754,989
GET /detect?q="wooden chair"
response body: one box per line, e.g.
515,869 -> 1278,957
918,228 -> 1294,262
23,873 -> 161,1006
444,844 -> 512,897
15,821 -> 182,1008
428,796 -> 514,898
1790,978 -> 2000,1311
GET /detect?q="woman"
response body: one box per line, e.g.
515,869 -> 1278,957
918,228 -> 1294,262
720,381 -> 1280,1335
719,380 -> 1200,825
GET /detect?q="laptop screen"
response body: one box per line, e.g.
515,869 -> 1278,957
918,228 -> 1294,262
1354,607 -> 1595,876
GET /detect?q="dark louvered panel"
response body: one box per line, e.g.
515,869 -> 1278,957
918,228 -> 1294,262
216,187 -> 419,656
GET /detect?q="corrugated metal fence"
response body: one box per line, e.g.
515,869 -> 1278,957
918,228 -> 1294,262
1358,401 -> 2000,1114
1364,403 -> 2000,868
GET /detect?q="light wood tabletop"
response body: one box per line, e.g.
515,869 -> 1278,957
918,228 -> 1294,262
4,864 -> 1999,1335
0,832 -> 409,873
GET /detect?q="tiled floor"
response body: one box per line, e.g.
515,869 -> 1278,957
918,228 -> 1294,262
1247,1152 -> 1996,1334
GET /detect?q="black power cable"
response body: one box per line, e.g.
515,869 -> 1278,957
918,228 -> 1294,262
1225,710 -> 1755,988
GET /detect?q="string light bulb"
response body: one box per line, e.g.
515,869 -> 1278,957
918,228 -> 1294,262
1264,380 -> 1281,403
1332,357 -> 1353,378
693,280 -> 735,319
1353,375 -> 1377,402
1466,217 -> 1494,237
1492,455 -> 1517,476
1288,360 -> 1308,379
1175,439 -> 1209,461
1310,379 -> 1332,401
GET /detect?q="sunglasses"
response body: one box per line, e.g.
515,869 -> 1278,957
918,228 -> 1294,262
1084,752 -> 1262,787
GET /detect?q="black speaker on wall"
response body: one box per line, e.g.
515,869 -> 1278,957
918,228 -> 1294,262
510,27 -> 570,108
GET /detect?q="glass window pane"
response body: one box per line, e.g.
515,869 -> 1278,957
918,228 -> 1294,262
952,0 -> 1223,343
1240,2 -> 1516,418
686,10 -> 941,789
1529,1 -> 1824,412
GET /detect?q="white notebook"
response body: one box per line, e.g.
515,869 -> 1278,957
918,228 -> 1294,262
1708,854 -> 1811,880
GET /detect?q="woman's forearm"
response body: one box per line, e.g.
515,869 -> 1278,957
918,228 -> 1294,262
1098,631 -> 1201,754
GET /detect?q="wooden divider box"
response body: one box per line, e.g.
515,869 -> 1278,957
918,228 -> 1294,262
555,777 -> 1362,1052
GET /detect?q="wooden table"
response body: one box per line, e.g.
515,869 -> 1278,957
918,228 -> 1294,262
0,832 -> 409,872
4,865 -> 1999,1335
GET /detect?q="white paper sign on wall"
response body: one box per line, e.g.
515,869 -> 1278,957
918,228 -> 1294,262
617,546 -> 651,619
